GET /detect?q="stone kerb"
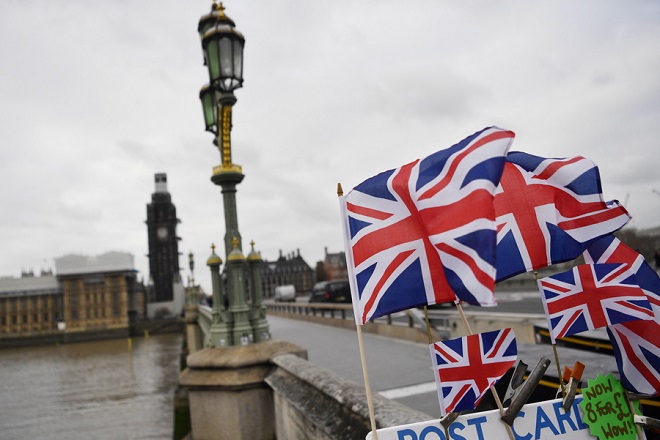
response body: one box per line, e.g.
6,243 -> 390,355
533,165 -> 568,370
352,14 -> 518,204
267,353 -> 431,440
179,339 -> 307,440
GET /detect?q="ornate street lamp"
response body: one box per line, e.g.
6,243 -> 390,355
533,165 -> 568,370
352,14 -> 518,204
197,2 -> 270,346
198,2 -> 244,93
199,84 -> 216,134
198,2 -> 243,176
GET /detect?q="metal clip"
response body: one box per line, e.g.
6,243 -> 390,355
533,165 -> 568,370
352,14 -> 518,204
634,414 -> 660,433
503,359 -> 528,407
501,356 -> 551,426
440,411 -> 460,429
561,362 -> 585,412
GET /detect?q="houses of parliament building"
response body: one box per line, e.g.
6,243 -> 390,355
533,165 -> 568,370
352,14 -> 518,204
0,252 -> 146,345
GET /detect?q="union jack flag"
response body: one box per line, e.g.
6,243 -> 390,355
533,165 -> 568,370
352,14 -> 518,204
583,234 -> 660,316
494,152 -> 631,282
584,235 -> 660,395
607,320 -> 660,396
339,127 -> 515,325
430,328 -> 517,415
538,263 -> 654,343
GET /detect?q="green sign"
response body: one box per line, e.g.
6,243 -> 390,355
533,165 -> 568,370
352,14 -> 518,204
579,374 -> 640,440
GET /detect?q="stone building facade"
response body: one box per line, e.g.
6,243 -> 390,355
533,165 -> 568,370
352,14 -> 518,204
317,247 -> 348,282
261,249 -> 315,298
0,272 -> 61,335
0,252 -> 144,338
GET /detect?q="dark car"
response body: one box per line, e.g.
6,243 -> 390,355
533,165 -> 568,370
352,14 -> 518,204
308,280 -> 351,303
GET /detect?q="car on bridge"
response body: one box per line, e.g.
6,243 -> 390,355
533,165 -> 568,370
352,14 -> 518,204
274,285 -> 296,302
308,280 -> 351,303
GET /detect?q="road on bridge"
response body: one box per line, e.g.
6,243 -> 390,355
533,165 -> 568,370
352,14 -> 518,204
268,291 -> 618,419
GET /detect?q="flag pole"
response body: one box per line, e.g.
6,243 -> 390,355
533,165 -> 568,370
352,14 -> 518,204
536,271 -> 566,398
627,397 -> 644,440
427,306 -> 456,440
456,301 -> 515,440
552,345 -> 565,398
338,183 -> 379,440
356,324 -> 379,440
423,306 -> 433,344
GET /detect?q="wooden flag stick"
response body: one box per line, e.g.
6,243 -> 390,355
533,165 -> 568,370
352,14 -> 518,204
535,271 -> 566,398
425,306 -> 450,439
455,301 -> 473,334
423,306 -> 433,344
456,302 -> 515,440
624,393 -> 644,440
356,324 -> 379,440
338,183 -> 378,439
552,344 -> 566,398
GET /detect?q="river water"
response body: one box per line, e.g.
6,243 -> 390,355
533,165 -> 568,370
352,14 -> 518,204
0,333 -> 183,440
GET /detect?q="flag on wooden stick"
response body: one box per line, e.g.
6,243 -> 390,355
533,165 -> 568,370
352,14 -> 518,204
538,263 -> 654,343
430,328 -> 518,415
339,127 -> 514,324
495,153 -> 631,282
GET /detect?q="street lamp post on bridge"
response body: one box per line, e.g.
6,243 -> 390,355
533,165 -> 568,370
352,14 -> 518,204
197,1 -> 270,346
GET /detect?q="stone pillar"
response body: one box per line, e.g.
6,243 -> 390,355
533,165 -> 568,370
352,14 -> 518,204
184,303 -> 202,354
179,339 -> 307,440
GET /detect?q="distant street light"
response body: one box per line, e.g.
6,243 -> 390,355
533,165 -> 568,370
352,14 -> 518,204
196,1 -> 270,346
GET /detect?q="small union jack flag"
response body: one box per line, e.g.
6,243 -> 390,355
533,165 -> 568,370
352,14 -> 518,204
494,152 -> 631,282
430,328 -> 517,415
539,263 -> 654,343
584,235 -> 660,395
584,234 -> 660,316
339,127 -> 515,324
607,320 -> 660,396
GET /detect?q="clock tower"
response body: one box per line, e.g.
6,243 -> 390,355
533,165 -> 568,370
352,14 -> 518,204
146,173 -> 181,303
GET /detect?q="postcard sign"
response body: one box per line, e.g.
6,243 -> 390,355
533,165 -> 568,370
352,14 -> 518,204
366,397 -> 599,440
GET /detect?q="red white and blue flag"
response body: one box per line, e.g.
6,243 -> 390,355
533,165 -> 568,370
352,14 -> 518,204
583,234 -> 660,316
538,263 -> 654,343
339,127 -> 515,324
607,320 -> 660,396
430,328 -> 517,415
494,152 -> 631,282
583,235 -> 660,395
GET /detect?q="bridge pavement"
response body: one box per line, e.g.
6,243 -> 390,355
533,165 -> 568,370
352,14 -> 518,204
268,311 -> 619,419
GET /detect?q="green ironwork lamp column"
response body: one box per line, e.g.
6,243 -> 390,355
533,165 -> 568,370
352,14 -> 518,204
198,1 -> 245,257
226,237 -> 253,345
207,244 -> 231,347
197,2 -> 269,346
247,241 -> 270,342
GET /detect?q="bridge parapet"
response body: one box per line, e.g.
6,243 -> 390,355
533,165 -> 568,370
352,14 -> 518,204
178,336 -> 429,440
267,353 -> 430,440
197,305 -> 212,346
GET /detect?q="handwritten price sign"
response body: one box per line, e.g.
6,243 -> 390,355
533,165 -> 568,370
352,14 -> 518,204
579,374 -> 641,440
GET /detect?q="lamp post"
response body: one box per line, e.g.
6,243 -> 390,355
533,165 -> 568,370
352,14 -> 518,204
197,1 -> 270,346
198,1 -> 245,256
187,251 -> 196,305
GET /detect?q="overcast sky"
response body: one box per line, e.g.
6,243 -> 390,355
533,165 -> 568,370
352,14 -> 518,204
1,1 -> 659,294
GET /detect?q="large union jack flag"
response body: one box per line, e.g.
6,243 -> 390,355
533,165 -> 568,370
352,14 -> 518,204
430,328 -> 517,415
538,263 -> 654,343
607,320 -> 660,396
584,234 -> 660,316
339,127 -> 515,324
494,152 -> 631,282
